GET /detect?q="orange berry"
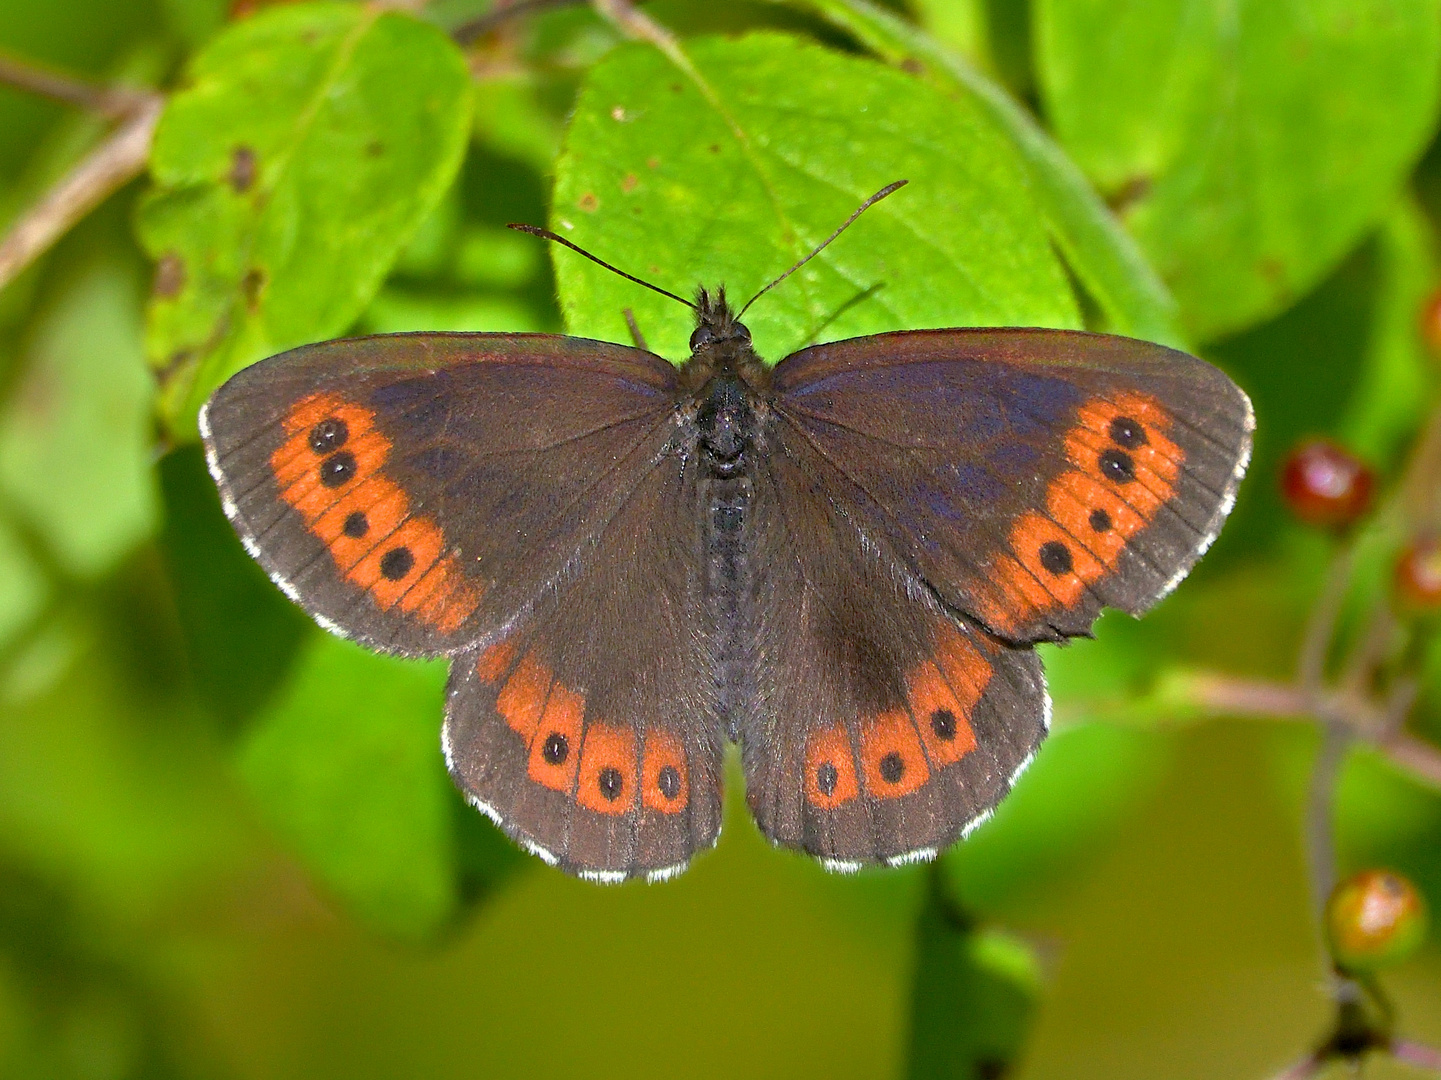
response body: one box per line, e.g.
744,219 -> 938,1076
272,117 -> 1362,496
1325,869 -> 1428,973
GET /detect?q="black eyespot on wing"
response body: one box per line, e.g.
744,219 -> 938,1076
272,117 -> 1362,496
309,417 -> 349,454
319,451 -> 357,488
1038,541 -> 1073,575
1108,416 -> 1147,448
1099,448 -> 1135,483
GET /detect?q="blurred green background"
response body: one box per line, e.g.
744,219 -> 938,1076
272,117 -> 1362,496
3,0 -> 1441,1077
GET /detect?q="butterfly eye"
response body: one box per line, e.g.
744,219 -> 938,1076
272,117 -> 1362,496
689,325 -> 715,350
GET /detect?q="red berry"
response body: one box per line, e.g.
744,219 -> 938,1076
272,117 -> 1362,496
1325,869 -> 1428,973
1281,440 -> 1374,528
1396,539 -> 1441,609
1420,287 -> 1441,355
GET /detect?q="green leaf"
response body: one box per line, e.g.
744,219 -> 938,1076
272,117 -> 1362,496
906,869 -> 1041,1080
0,251 -> 158,578
551,33 -> 1078,362
157,447 -> 309,734
1035,0 -> 1441,340
360,289 -> 544,335
1339,196 -> 1439,466
238,633 -> 459,939
137,2 -> 473,437
769,0 -> 1185,346
0,516 -> 47,656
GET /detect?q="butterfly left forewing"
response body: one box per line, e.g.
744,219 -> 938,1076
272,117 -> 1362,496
739,432 -> 1048,867
202,332 -> 680,657
771,328 -> 1252,643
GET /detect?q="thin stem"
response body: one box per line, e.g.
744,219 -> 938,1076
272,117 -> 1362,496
0,49 -> 144,116
1390,1039 -> 1441,1069
1298,543 -> 1357,694
1377,732 -> 1441,788
452,0 -> 586,44
1305,716 -> 1351,927
0,93 -> 162,292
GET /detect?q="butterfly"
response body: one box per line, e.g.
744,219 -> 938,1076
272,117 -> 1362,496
201,182 -> 1252,883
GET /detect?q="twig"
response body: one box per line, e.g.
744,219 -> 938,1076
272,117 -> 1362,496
453,0 -> 587,44
1391,1039 -> 1441,1069
0,92 -> 162,292
1376,731 -> 1441,788
1304,718 -> 1351,926
1298,544 -> 1357,693
0,49 -> 147,116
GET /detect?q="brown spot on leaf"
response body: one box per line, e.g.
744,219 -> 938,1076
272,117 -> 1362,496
578,192 -> 599,212
365,140 -> 384,158
229,146 -> 257,192
153,253 -> 185,299
621,173 -> 638,193
1106,175 -> 1151,214
241,267 -> 266,310
708,144 -> 720,154
900,57 -> 924,75
646,157 -> 659,169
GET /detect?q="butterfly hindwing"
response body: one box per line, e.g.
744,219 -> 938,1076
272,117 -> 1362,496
739,427 -> 1049,866
442,448 -> 726,881
201,333 -> 679,657
771,329 -> 1253,643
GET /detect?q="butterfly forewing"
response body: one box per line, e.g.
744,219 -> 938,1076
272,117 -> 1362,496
201,333 -> 679,657
770,329 -> 1253,643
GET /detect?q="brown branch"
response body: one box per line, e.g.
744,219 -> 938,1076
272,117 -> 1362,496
1390,1039 -> 1441,1070
0,92 -> 162,292
1377,732 -> 1441,789
0,49 -> 148,116
453,0 -> 586,44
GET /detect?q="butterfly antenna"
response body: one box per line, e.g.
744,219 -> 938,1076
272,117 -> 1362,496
737,179 -> 908,319
508,223 -> 697,310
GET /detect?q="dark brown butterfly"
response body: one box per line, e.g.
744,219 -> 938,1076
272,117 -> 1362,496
201,182 -> 1252,883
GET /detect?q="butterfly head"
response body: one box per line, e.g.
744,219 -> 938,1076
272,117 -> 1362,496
688,287 -> 751,352
680,287 -> 772,395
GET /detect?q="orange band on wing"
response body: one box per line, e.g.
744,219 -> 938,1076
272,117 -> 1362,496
270,392 -> 482,632
976,391 -> 1187,636
475,641 -> 518,684
805,725 -> 860,809
859,710 -> 930,799
642,729 -> 689,813
497,651 -> 552,741
528,682 -> 584,793
577,723 -> 639,815
905,659 -> 978,767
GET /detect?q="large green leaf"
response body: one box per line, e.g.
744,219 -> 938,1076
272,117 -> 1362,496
238,634 -> 459,940
1036,0 -> 1441,340
770,0 -> 1185,346
551,33 -> 1078,363
136,2 -> 472,437
0,250 -> 157,578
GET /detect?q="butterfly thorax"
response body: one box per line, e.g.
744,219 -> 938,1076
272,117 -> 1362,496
675,288 -> 772,734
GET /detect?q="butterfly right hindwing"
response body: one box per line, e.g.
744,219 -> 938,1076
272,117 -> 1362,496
738,418 -> 1049,867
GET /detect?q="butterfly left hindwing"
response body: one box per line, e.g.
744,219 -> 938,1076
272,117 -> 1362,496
442,448 -> 726,882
